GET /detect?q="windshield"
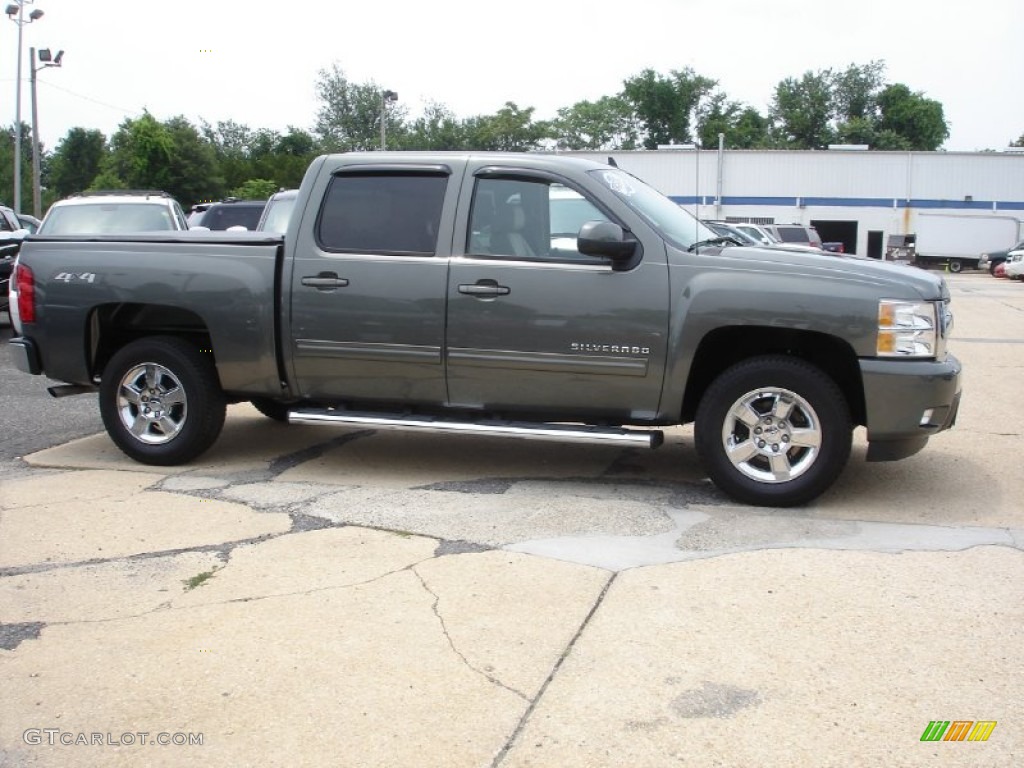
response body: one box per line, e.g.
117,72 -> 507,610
588,168 -> 716,251
39,203 -> 176,235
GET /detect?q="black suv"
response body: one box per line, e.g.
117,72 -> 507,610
189,198 -> 267,231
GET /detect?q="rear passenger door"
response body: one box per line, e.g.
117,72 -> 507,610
287,164 -> 456,405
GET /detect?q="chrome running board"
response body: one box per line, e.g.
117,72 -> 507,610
288,409 -> 663,448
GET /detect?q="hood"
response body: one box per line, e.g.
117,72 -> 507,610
691,244 -> 947,301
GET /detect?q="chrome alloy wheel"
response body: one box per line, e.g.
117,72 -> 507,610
721,387 -> 822,483
116,363 -> 188,445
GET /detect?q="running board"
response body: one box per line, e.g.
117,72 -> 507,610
288,409 -> 664,449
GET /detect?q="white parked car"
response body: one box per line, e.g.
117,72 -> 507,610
37,190 -> 189,235
1004,250 -> 1024,280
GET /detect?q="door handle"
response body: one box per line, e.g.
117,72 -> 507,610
458,281 -> 510,297
301,272 -> 349,290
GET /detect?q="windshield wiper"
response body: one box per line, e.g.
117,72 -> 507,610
687,236 -> 742,252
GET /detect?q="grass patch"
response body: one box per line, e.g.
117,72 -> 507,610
183,568 -> 220,591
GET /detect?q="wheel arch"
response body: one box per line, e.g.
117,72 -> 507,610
87,303 -> 215,382
681,326 -> 865,427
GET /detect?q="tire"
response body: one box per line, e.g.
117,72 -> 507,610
947,259 -> 963,273
694,356 -> 852,507
250,397 -> 291,422
99,336 -> 226,465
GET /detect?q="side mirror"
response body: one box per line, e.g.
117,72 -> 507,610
0,228 -> 29,254
578,220 -> 636,261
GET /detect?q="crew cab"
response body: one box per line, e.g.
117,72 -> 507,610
8,152 -> 962,507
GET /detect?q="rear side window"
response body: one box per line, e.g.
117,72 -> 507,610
317,173 -> 447,255
775,226 -> 809,243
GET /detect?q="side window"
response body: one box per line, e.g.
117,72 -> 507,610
468,177 -> 610,262
317,173 -> 447,255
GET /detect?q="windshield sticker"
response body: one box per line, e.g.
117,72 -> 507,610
600,171 -> 636,197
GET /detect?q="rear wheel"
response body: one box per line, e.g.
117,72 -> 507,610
695,356 -> 852,507
947,259 -> 963,273
100,337 -> 225,465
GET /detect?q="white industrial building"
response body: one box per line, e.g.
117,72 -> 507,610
567,149 -> 1024,260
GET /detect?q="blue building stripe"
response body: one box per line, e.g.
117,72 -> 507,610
668,195 -> 1024,211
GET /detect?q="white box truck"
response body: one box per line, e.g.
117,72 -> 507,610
903,213 -> 1022,273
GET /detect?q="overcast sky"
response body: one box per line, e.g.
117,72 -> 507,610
2,0 -> 1021,153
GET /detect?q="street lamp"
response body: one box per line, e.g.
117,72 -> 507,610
6,0 -> 45,215
31,46 -> 63,218
380,89 -> 398,150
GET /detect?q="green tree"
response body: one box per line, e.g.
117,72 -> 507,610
46,127 -> 108,198
100,113 -> 222,207
551,96 -> 638,150
622,68 -> 717,149
102,112 -> 174,190
0,122 -> 34,210
461,103 -> 550,151
404,102 -> 468,150
696,97 -> 771,149
162,116 -> 224,207
230,178 -> 278,199
770,70 -> 836,149
832,61 -> 886,123
313,64 -> 408,151
1012,133 -> 1024,147
875,84 -> 950,150
201,119 -> 257,191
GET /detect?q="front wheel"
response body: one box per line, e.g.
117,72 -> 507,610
694,356 -> 852,507
249,397 -> 291,422
947,259 -> 963,273
99,336 -> 226,465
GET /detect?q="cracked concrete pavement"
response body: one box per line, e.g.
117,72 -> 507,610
1,274 -> 1023,766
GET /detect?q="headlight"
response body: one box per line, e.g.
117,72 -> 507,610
877,300 -> 938,358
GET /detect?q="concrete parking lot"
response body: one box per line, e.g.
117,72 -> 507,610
1,272 -> 1022,766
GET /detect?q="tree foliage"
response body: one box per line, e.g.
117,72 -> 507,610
770,70 -> 836,149
231,178 -> 278,200
47,127 -> 107,198
552,96 -> 638,150
0,122 -> 34,210
622,68 -> 717,148
769,61 -> 949,150
875,84 -> 949,150
314,64 -> 408,152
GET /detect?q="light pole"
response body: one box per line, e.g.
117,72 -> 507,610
30,46 -> 62,218
6,1 -> 45,215
380,90 -> 397,150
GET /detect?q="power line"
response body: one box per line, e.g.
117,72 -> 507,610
34,79 -> 134,115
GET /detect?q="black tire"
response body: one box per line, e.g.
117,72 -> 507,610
947,259 -> 963,273
250,397 -> 291,422
694,356 -> 852,507
99,336 -> 226,465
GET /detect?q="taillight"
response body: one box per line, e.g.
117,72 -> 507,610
16,263 -> 35,324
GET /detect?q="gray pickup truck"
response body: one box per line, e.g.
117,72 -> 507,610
8,152 -> 961,506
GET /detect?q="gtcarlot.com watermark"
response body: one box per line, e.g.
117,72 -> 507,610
24,729 -> 203,747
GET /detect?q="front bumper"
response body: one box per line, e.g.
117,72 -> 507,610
860,354 -> 962,461
8,336 -> 42,375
